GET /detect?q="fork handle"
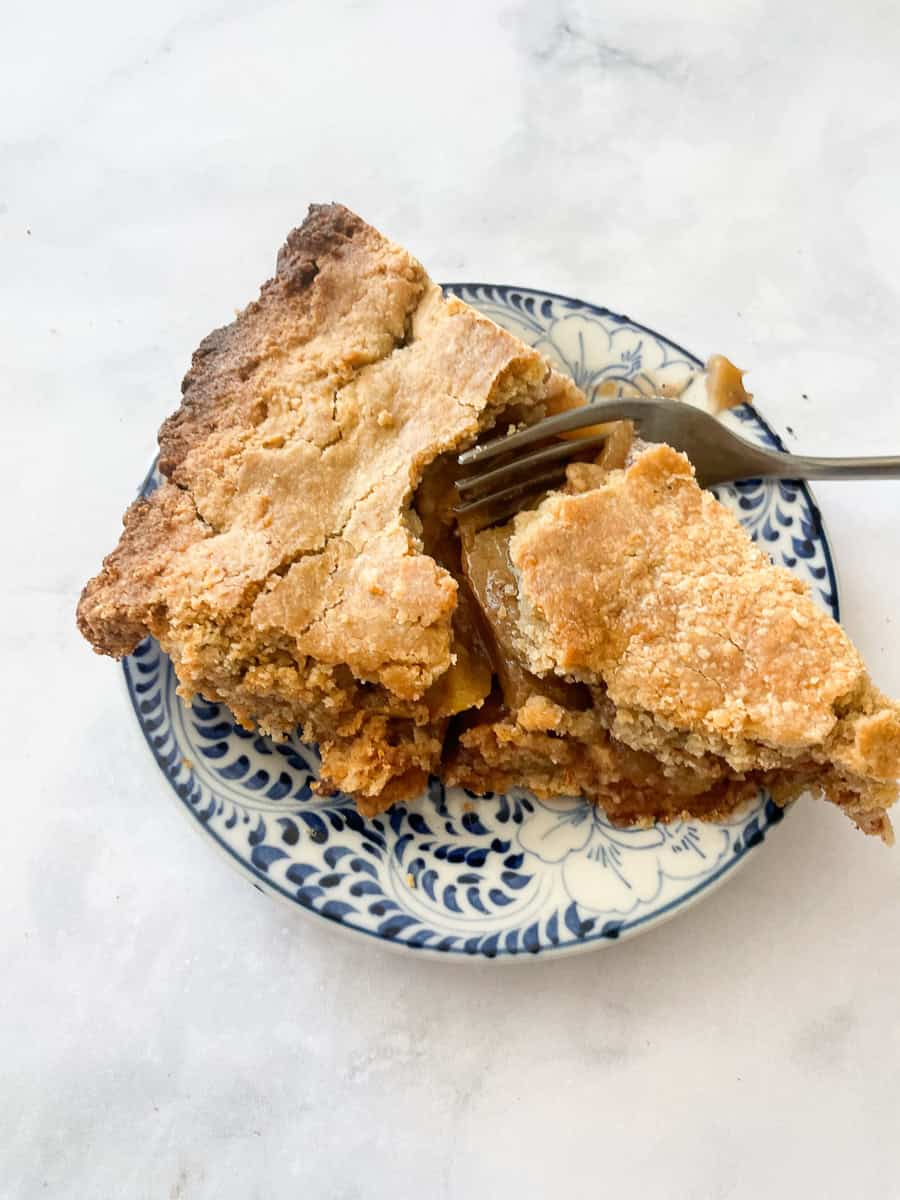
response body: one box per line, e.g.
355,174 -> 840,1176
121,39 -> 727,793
753,452 -> 900,481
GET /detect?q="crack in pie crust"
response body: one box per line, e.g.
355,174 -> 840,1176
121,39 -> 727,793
78,205 -> 900,839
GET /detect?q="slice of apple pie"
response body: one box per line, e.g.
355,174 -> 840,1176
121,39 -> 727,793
78,204 -> 900,839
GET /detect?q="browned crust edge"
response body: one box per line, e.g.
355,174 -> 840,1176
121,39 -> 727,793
159,203 -> 367,479
77,203 -> 374,658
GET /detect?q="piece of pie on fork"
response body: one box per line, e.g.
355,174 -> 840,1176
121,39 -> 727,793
77,204 -> 900,840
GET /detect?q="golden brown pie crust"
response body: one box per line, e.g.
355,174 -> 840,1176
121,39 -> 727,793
78,205 -> 900,838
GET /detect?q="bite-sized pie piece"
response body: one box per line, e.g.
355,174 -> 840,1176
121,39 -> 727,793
78,205 -> 900,838
702,353 -> 753,413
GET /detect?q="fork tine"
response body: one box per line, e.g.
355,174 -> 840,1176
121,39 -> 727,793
456,431 -> 610,497
458,400 -> 644,467
454,467 -> 568,520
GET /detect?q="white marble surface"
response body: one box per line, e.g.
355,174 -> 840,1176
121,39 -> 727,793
3,1 -> 900,1196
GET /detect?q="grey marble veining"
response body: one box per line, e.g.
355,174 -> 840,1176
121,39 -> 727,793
2,1 -> 900,1197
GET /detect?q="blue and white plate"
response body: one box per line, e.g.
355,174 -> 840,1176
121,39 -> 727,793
124,285 -> 839,959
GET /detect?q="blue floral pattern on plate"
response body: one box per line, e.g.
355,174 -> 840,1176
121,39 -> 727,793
122,284 -> 838,958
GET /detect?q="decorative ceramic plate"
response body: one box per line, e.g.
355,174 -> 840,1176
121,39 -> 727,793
124,285 -> 839,958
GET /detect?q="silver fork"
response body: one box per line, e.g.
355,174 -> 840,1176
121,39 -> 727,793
456,396 -> 900,517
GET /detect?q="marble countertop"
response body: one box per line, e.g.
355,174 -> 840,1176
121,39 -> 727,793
3,1 -> 900,1196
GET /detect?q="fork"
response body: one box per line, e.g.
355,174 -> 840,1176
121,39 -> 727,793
455,396 -> 900,517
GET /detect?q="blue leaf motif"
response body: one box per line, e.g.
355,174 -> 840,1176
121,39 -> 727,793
199,741 -> 229,760
298,812 -> 328,843
349,880 -> 382,897
265,772 -> 292,800
462,811 -> 489,835
349,856 -> 377,878
792,537 -> 815,559
194,722 -> 233,740
523,923 -> 541,954
480,933 -> 501,958
407,929 -> 437,948
251,845 -> 288,873
379,915 -> 419,939
324,846 -> 352,868
285,863 -> 318,886
218,754 -> 250,780
393,833 -> 413,864
277,818 -> 299,846
564,902 -> 583,938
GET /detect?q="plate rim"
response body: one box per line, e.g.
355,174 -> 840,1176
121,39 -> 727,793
118,666 -> 791,962
120,282 -> 841,959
